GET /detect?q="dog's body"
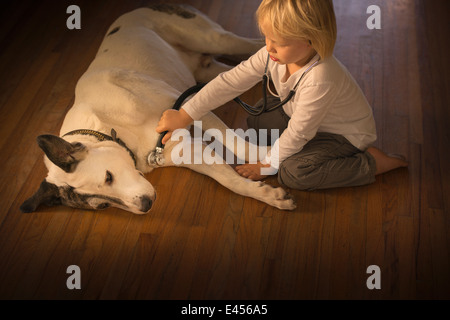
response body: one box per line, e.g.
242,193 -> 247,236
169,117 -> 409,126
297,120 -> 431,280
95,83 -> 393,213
21,5 -> 296,214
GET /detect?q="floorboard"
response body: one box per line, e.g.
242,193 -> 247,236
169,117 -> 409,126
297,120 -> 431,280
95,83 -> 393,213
0,0 -> 448,301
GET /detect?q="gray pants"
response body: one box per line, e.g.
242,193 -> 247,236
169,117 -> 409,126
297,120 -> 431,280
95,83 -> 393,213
247,100 -> 377,190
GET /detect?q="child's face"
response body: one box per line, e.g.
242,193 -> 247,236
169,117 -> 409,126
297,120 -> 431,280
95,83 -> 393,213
260,20 -> 315,69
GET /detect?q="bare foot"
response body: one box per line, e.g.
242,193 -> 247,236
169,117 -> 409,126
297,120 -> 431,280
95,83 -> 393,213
367,147 -> 408,175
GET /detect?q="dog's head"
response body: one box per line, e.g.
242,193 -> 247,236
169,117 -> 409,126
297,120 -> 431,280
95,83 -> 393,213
21,135 -> 156,214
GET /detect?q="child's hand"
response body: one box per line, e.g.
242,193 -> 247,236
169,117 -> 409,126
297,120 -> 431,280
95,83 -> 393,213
235,162 -> 272,181
156,109 -> 193,145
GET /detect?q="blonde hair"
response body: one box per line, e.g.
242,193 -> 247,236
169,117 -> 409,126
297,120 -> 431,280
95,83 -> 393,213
256,0 -> 337,59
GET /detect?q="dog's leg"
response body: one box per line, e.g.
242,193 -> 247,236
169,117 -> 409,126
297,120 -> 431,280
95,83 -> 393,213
199,112 -> 270,163
194,55 -> 234,83
163,139 -> 294,210
147,5 -> 264,56
188,161 -> 296,211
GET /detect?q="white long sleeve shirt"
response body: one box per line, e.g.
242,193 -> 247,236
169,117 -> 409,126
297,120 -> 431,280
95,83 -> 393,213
182,47 -> 377,169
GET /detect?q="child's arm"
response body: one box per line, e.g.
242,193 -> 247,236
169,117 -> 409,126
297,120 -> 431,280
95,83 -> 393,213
233,81 -> 338,182
155,47 -> 267,144
181,47 -> 268,120
264,83 -> 339,169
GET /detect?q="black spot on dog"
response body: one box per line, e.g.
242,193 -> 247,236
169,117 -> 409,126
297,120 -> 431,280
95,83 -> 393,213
20,180 -> 62,213
107,26 -> 120,36
59,186 -> 126,211
20,179 -> 128,213
148,4 -> 196,19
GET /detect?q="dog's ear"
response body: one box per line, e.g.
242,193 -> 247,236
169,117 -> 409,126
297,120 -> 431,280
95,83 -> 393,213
20,180 -> 62,213
37,135 -> 87,173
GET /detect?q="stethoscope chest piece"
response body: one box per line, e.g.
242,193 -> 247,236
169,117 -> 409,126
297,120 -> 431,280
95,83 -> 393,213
148,147 -> 165,166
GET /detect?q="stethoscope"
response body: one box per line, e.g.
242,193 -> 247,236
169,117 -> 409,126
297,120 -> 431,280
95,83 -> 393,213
148,53 -> 320,166
236,53 -> 320,116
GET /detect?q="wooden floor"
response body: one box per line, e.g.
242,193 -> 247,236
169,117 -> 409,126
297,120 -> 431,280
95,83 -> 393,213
0,0 -> 449,300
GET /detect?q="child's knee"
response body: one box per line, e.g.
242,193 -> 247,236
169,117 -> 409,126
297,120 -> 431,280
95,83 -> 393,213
277,158 -> 320,191
246,115 -> 258,130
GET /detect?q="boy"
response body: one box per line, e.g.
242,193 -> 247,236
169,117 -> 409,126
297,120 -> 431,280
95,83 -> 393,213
156,0 -> 407,190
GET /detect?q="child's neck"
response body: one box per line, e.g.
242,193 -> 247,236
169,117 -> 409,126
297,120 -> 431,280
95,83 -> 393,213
286,51 -> 317,78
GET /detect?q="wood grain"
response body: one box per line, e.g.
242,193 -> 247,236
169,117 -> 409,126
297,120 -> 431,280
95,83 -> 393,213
0,0 -> 448,300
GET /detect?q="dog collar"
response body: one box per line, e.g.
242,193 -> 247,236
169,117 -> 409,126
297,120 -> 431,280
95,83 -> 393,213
63,129 -> 137,167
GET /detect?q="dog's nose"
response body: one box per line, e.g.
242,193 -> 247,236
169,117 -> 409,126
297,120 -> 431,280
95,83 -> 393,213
139,195 -> 153,212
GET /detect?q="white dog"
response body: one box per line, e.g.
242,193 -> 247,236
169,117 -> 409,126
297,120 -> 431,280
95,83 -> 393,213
20,5 -> 296,214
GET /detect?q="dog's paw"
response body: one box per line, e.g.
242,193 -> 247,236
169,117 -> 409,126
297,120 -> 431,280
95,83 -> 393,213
257,182 -> 297,211
272,189 -> 297,211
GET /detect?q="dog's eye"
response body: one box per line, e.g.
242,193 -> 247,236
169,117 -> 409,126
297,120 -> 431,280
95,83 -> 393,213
97,203 -> 110,210
105,171 -> 113,185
